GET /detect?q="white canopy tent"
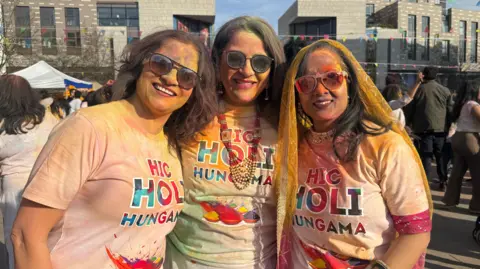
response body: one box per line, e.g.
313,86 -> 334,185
13,60 -> 93,89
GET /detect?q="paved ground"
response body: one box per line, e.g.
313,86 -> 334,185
426,181 -> 480,269
0,180 -> 478,269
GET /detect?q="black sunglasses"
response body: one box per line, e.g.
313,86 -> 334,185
148,53 -> 198,89
226,50 -> 274,74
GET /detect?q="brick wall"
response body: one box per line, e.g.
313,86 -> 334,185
139,0 -> 215,35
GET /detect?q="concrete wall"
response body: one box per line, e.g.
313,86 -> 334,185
278,0 -> 367,61
297,0 -> 366,38
367,0 -> 398,28
278,1 -> 297,35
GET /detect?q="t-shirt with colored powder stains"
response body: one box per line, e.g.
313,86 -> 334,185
291,130 -> 431,269
22,100 -> 184,269
166,103 -> 277,269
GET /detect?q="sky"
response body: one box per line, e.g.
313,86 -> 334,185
447,0 -> 480,10
215,0 -> 295,33
215,0 -> 480,33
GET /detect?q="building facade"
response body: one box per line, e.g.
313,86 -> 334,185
366,0 -> 480,88
279,0 -> 480,89
1,0 -> 215,83
278,0 -> 367,61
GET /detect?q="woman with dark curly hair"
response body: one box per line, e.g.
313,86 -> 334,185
0,74 -> 58,269
11,29 -> 217,269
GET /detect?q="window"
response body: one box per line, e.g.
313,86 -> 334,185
15,6 -> 31,54
459,20 -> 467,62
174,16 -> 214,46
366,4 -> 375,17
471,22 -> 478,63
408,0 -> 417,2
408,15 -> 416,60
65,8 -> 81,55
421,16 -> 430,60
40,7 -> 56,55
442,40 -> 449,61
384,0 -> 391,2
366,4 -> 375,27
65,7 -> 80,27
97,3 -> 139,43
435,0 -> 441,4
442,13 -> 450,32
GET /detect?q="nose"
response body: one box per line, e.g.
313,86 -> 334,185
160,69 -> 178,86
314,79 -> 330,95
239,59 -> 255,77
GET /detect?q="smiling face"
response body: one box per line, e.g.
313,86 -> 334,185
135,39 -> 199,118
219,31 -> 271,106
298,48 -> 349,132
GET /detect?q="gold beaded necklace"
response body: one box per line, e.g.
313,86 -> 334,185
218,113 -> 261,190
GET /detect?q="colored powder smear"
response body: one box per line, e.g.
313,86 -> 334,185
105,246 -> 164,269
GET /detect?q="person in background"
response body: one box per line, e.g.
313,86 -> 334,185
276,39 -> 432,269
382,72 -> 423,129
11,30 -> 217,269
442,79 -> 480,215
166,16 -> 286,269
406,66 -> 452,190
50,99 -> 71,120
69,90 -> 83,113
0,75 -> 59,269
39,90 -> 54,108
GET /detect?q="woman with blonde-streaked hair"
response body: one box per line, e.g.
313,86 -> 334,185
276,40 -> 433,269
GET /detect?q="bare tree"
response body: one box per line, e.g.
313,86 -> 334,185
0,0 -> 20,73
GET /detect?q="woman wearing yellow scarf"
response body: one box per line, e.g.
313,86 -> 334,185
275,40 -> 433,269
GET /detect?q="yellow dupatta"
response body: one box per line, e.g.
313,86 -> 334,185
274,39 -> 434,255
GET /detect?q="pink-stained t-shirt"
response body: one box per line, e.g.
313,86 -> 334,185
22,100 -> 184,269
291,130 -> 431,269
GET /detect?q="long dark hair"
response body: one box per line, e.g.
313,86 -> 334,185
382,84 -> 403,103
295,42 -> 389,161
0,74 -> 45,134
452,79 -> 480,122
50,99 -> 71,119
211,16 -> 286,127
111,30 -> 217,152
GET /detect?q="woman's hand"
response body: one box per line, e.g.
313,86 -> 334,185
416,72 -> 424,84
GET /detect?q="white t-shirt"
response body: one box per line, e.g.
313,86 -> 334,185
69,98 -> 82,114
388,95 -> 412,128
456,101 -> 480,132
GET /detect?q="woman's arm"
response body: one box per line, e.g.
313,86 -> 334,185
11,199 -> 65,269
405,72 -> 423,100
381,232 -> 430,269
389,73 -> 423,111
377,134 -> 432,268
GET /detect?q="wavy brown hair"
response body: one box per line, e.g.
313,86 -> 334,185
0,74 -> 45,134
111,30 -> 217,152
211,16 -> 286,127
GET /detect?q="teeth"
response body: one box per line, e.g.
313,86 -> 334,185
318,101 -> 331,105
154,84 -> 175,96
